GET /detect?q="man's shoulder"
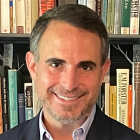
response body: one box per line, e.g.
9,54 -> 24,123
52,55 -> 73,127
0,120 -> 30,140
0,114 -> 40,140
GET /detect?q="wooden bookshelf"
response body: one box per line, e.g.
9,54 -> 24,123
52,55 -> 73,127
0,33 -> 140,45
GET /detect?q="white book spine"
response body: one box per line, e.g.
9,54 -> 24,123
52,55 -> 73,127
130,0 -> 139,34
16,0 -> 25,33
1,0 -> 10,33
114,0 -> 122,34
116,69 -> 129,127
86,0 -> 96,11
13,0 -> 17,33
25,0 -> 31,34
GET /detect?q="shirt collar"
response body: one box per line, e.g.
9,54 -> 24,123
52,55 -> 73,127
39,104 -> 96,140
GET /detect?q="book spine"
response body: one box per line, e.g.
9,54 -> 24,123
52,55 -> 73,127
106,0 -> 115,34
1,66 -> 9,132
16,0 -> 25,33
13,0 -> 17,33
128,85 -> 132,128
109,86 -> 117,120
8,69 -> 18,129
24,83 -> 33,120
0,76 -> 3,134
102,0 -> 108,26
101,83 -> 105,112
1,0 -> 10,33
133,62 -> 140,133
25,0 -> 31,34
121,0 -> 131,34
114,0 -> 122,34
130,0 -> 139,34
96,0 -> 102,17
18,93 -> 25,124
86,0 -> 96,11
10,0 -> 13,33
105,83 -> 110,116
31,0 -> 39,29
39,0 -> 55,16
116,69 -> 129,126
58,0 -> 77,6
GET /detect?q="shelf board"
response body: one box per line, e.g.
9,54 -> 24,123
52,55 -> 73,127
0,33 -> 140,45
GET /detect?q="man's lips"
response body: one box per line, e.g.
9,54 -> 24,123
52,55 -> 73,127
56,94 -> 79,101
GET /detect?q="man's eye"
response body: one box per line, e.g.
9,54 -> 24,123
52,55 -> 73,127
51,62 -> 61,67
82,65 -> 92,71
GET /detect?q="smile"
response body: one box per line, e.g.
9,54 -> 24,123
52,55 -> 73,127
56,94 -> 78,101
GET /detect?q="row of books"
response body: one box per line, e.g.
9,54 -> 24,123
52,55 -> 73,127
98,68 -> 139,133
0,66 -> 42,134
0,0 -> 140,35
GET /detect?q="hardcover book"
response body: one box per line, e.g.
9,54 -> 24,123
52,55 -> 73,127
8,69 -> 18,129
116,69 -> 129,127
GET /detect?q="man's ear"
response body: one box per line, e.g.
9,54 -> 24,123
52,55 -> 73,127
26,51 -> 37,81
100,59 -> 111,85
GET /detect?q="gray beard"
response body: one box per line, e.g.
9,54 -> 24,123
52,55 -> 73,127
45,99 -> 95,124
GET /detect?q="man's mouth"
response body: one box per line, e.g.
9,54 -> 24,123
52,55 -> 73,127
56,94 -> 79,101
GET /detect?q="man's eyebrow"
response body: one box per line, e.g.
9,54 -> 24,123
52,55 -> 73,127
45,58 -> 66,63
78,61 -> 97,67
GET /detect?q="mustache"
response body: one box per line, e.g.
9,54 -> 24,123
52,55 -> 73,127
49,86 -> 89,96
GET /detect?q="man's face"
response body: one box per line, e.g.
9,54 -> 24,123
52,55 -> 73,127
26,21 -> 110,125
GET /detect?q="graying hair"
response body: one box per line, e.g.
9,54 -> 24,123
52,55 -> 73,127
30,4 -> 109,65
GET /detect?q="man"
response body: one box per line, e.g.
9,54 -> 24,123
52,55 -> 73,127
0,4 -> 139,140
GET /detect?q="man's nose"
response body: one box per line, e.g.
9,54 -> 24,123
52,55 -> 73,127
60,67 -> 79,91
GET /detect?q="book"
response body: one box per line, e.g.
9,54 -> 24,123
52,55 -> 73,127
106,0 -> 115,34
16,0 -> 25,33
25,0 -> 32,33
1,66 -> 10,132
114,0 -> 122,34
39,0 -> 55,16
130,0 -> 139,34
121,0 -> 131,34
10,0 -> 13,33
1,0 -> 10,33
96,0 -> 102,17
24,83 -> 33,120
0,76 -> 3,134
18,93 -> 25,124
86,0 -> 96,11
13,0 -> 17,33
58,0 -> 77,6
133,44 -> 140,133
101,0 -> 108,26
133,62 -> 140,133
101,83 -> 105,112
128,85 -> 132,128
8,69 -> 18,129
105,82 -> 110,116
109,86 -> 117,120
116,69 -> 129,126
31,0 -> 38,29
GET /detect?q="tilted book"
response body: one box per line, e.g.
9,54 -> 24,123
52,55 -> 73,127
116,69 -> 129,127
8,69 -> 18,129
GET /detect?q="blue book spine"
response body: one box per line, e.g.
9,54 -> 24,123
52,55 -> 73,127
102,0 -> 108,26
8,69 -> 18,129
25,108 -> 33,120
18,93 -> 25,124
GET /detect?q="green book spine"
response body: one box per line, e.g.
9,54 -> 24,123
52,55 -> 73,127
121,0 -> 131,34
106,0 -> 115,34
8,69 -> 18,129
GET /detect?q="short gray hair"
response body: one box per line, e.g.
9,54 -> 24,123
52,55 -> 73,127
30,4 -> 109,65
